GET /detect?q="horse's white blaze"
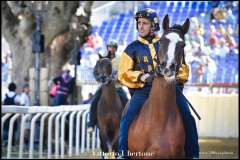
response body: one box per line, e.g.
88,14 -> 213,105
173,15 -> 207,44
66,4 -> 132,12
165,32 -> 183,66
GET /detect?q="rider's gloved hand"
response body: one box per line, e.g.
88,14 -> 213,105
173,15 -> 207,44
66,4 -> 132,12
138,73 -> 154,83
176,64 -> 189,83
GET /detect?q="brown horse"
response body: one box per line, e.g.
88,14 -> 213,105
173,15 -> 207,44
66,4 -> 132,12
95,58 -> 125,155
128,15 -> 190,158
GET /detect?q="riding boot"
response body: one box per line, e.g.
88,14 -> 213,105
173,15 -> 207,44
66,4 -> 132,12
88,87 -> 102,129
176,85 -> 200,158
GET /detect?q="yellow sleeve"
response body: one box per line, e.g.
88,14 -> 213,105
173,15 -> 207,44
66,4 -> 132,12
118,52 -> 144,88
176,64 -> 190,83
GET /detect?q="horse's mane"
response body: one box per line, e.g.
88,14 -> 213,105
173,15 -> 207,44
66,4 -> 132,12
165,76 -> 177,89
169,24 -> 184,33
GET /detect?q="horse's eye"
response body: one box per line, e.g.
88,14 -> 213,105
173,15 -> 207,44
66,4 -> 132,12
161,61 -> 167,67
178,42 -> 185,48
170,63 -> 175,69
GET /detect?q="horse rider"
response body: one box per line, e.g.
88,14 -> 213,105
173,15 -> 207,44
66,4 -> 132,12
117,8 -> 199,159
87,40 -> 129,132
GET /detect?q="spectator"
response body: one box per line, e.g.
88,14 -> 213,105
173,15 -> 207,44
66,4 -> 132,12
80,43 -> 97,67
226,24 -> 234,36
53,69 -> 75,106
218,38 -> 229,58
1,56 -> 9,83
201,55 -> 217,83
93,32 -> 104,50
226,9 -> 236,27
19,84 -> 31,147
19,84 -> 30,106
225,34 -> 237,49
225,49 -> 238,83
218,24 -> 226,36
211,8 -> 227,23
2,82 -> 20,105
2,82 -> 20,146
208,25 -> 218,36
83,93 -> 94,104
190,47 -> 205,83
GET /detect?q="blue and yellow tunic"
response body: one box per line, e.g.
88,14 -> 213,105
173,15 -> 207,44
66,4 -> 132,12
118,36 -> 160,88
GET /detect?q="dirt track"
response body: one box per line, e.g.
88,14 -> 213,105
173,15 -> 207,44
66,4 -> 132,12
68,138 -> 239,159
199,138 -> 238,159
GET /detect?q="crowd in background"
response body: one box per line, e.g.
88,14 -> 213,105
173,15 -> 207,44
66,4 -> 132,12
80,2 -> 238,85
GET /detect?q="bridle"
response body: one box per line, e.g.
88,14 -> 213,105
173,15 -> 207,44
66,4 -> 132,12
95,58 -> 115,85
97,74 -> 115,85
154,28 -> 186,77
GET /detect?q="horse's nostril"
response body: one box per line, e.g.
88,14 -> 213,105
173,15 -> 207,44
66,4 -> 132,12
101,76 -> 107,82
164,68 -> 170,75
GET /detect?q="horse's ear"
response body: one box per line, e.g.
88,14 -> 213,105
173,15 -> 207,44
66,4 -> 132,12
182,18 -> 190,35
162,14 -> 169,31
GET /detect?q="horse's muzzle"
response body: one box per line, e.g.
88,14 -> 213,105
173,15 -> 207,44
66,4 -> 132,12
161,67 -> 176,77
99,76 -> 107,83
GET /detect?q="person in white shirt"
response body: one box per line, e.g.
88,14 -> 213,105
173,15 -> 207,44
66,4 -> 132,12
20,84 -> 30,106
19,84 -> 31,146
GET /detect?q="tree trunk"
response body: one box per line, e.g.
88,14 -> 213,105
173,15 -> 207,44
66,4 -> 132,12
2,1 -> 93,102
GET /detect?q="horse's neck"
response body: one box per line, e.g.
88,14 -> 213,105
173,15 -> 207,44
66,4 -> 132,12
101,81 -> 118,102
149,77 -> 177,117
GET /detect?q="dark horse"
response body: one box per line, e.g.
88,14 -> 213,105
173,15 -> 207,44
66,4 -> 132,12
128,15 -> 190,158
95,58 -> 125,156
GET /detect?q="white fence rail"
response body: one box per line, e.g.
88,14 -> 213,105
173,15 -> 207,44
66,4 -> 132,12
2,93 -> 238,158
1,105 -> 100,159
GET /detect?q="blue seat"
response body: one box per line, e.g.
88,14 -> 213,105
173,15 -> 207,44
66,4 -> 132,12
182,8 -> 189,13
169,2 -> 174,7
160,2 -> 166,8
177,1 -> 182,7
167,7 -> 173,13
207,1 -> 212,10
198,2 -> 205,9
184,2 -> 189,8
92,26 -> 98,33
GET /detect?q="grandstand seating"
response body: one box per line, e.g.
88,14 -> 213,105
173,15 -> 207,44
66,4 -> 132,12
94,1 -> 237,43
92,1 -> 238,84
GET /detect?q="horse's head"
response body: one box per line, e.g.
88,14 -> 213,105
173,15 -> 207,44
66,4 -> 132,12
95,58 -> 114,84
156,15 -> 190,78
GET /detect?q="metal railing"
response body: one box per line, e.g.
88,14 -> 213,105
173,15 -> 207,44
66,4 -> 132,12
1,105 -> 100,159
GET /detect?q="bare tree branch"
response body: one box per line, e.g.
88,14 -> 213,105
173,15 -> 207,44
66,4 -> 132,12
6,1 -> 26,16
42,1 -> 79,47
1,1 -> 19,41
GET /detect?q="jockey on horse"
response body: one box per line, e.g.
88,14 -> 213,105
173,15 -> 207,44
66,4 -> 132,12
117,8 -> 199,159
87,40 -> 129,132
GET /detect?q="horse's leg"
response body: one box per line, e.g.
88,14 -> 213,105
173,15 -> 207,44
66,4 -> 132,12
99,133 -> 109,154
112,140 -> 119,158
